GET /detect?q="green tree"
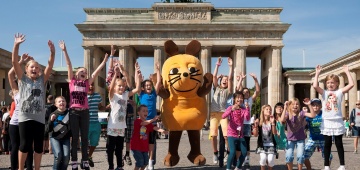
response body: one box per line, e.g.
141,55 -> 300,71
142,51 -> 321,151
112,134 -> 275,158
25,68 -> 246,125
249,87 -> 261,118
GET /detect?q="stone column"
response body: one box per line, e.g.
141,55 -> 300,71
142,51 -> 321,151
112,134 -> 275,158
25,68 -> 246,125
118,46 -> 135,85
288,83 -> 295,100
84,46 -> 95,77
233,46 -> 247,87
200,46 -> 212,125
349,71 -> 357,117
268,46 -> 283,107
339,75 -> 346,118
319,81 -> 325,99
153,46 -> 166,111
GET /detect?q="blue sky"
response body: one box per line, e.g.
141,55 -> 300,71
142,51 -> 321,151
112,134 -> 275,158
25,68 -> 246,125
1,0 -> 359,88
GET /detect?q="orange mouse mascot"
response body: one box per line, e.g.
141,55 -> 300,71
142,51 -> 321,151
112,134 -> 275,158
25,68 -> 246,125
158,40 -> 213,167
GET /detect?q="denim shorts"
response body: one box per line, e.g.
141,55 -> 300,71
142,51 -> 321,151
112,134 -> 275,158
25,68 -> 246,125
131,150 -> 149,167
243,124 -> 252,137
352,126 -> 360,136
286,140 -> 305,164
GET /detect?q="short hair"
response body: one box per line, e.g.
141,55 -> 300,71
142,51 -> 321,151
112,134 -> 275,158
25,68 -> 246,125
1,106 -> 7,113
55,96 -> 66,103
47,95 -> 54,101
325,74 -> 339,84
137,104 -> 148,112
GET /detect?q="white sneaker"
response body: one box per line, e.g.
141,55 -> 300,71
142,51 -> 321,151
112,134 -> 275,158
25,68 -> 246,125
323,166 -> 330,170
213,154 -> 218,164
337,166 -> 345,170
223,152 -> 228,163
354,149 -> 357,154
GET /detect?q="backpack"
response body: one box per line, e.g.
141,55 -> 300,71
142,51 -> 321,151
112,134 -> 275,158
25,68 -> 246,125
52,111 -> 70,140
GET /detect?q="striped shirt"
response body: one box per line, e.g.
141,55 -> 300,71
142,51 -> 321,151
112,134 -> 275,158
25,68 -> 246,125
87,92 -> 102,123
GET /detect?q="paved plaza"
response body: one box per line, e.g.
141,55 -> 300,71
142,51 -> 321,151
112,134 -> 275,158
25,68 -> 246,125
0,130 -> 359,170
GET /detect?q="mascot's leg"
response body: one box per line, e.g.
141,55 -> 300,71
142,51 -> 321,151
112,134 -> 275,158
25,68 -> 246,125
187,130 -> 206,166
164,131 -> 182,167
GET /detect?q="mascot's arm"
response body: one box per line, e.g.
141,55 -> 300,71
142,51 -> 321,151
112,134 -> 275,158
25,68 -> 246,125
158,86 -> 170,99
197,73 -> 213,97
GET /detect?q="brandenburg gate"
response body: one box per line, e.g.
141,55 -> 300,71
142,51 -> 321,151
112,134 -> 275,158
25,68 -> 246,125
75,3 -> 290,109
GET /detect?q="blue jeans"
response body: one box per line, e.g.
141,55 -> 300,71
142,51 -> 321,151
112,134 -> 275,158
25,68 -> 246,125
50,137 -> 70,170
132,150 -> 149,168
227,137 -> 247,169
286,140 -> 305,164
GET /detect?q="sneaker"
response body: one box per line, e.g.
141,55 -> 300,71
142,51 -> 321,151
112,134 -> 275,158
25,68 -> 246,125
213,154 -> 218,164
88,157 -> 94,167
354,149 -> 357,154
244,162 -> 251,170
223,152 -> 228,163
71,162 -> 78,170
80,161 -> 90,170
337,166 -> 346,170
115,167 -> 124,170
124,155 -> 132,166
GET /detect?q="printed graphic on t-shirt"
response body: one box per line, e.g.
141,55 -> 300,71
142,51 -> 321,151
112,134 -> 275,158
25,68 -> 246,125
140,126 -> 148,140
357,112 -> 360,116
325,92 -> 338,112
21,88 -> 43,114
116,99 -> 127,122
262,124 -> 272,144
71,81 -> 87,105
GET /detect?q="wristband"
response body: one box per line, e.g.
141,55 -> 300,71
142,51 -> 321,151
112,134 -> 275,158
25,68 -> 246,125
110,55 -> 114,58
216,62 -> 221,66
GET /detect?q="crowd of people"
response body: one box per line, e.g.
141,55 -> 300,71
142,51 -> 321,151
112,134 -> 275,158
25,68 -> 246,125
0,33 -> 358,170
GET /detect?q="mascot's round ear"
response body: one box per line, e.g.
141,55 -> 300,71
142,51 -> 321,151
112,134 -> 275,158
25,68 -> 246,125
185,40 -> 201,56
164,40 -> 179,57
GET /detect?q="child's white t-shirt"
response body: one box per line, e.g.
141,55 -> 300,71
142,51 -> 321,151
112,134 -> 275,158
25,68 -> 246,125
320,89 -> 345,136
108,92 -> 128,137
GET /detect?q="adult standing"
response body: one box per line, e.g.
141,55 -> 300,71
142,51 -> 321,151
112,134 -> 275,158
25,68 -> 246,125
349,100 -> 360,153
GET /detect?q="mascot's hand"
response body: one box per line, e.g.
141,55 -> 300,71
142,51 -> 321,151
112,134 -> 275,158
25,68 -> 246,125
158,86 -> 170,99
197,73 -> 213,97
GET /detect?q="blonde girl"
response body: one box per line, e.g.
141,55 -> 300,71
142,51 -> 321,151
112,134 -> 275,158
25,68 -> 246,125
279,98 -> 316,170
313,65 -> 354,170
253,105 -> 277,170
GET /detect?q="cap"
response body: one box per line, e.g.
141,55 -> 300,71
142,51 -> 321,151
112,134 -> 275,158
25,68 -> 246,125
310,98 -> 322,105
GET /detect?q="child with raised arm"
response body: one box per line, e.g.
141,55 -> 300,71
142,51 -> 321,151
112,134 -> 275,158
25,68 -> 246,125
131,105 -> 168,170
8,54 -> 34,170
253,105 -> 277,170
273,102 -> 286,151
303,98 -> 333,170
48,96 -> 71,170
237,72 -> 260,168
137,62 -> 162,170
222,91 -> 249,170
210,57 -> 233,165
12,33 -> 55,170
107,64 -> 141,170
313,65 -> 354,170
278,98 -> 316,170
59,40 -> 109,170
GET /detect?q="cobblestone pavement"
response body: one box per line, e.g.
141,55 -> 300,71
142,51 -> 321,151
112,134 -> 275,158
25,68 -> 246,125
0,131 -> 359,170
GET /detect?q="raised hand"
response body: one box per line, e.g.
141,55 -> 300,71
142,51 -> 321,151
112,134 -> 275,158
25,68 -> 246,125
20,53 -> 29,63
217,74 -> 223,80
59,40 -> 66,51
48,40 -> 55,54
315,65 -> 322,75
249,73 -> 257,79
119,63 -> 125,73
270,114 -> 275,124
110,45 -> 116,56
303,98 -> 310,105
155,62 -> 160,71
14,33 -> 26,45
232,104 -> 240,110
228,57 -> 233,66
103,53 -> 109,62
135,62 -> 140,70
216,57 -> 222,65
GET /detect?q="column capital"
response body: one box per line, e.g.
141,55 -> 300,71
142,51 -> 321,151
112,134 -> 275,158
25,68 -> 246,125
82,46 -> 95,50
201,46 -> 212,50
152,46 -> 164,49
288,83 -> 295,86
271,45 -> 284,50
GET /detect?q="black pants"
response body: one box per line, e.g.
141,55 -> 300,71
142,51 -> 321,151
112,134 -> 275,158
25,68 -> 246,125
106,136 -> 124,169
3,133 -> 10,152
19,120 -> 44,153
9,125 -> 33,170
69,109 -> 89,162
324,135 -> 344,166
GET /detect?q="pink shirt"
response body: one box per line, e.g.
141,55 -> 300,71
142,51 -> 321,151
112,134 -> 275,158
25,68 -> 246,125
222,106 -> 250,138
69,77 -> 89,109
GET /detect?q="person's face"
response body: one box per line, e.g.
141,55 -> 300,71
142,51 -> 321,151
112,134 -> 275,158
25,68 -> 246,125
55,98 -> 66,110
290,101 -> 300,113
328,95 -> 336,102
356,102 -> 360,109
326,78 -> 339,91
234,94 -> 244,105
138,107 -> 148,120
275,106 -> 283,115
144,81 -> 152,94
115,80 -> 125,94
220,77 -> 228,88
76,68 -> 88,81
243,89 -> 250,99
311,103 -> 322,113
26,62 -> 40,79
89,84 -> 94,93
263,106 -> 272,116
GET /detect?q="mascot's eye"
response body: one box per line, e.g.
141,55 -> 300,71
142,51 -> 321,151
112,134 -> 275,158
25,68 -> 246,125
170,68 -> 179,75
189,67 -> 196,73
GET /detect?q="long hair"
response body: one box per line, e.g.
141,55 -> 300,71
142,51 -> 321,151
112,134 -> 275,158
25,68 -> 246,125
325,74 -> 340,90
232,91 -> 244,105
259,104 -> 272,127
287,98 -> 300,120
273,102 -> 284,120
